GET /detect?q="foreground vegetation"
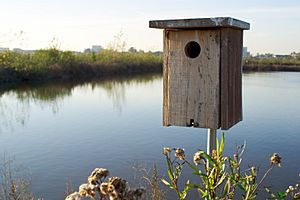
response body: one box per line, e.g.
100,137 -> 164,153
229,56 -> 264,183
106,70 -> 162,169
243,52 -> 300,72
162,133 -> 300,200
2,134 -> 300,200
0,48 -> 162,83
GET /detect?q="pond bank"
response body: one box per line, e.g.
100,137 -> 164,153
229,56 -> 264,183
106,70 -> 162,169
0,62 -> 162,84
0,49 -> 162,84
1,47 -> 300,85
243,64 -> 300,72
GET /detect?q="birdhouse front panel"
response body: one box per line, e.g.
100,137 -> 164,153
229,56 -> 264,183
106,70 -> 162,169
163,29 -> 221,129
150,17 -> 250,130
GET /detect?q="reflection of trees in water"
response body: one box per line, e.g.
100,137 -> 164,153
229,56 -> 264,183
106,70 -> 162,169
88,74 -> 161,112
0,84 -> 72,132
0,94 -> 30,133
101,81 -> 126,113
0,73 -> 161,131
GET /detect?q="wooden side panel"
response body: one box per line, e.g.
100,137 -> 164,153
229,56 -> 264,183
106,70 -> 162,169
220,28 -> 243,130
163,29 -> 220,129
163,30 -> 170,126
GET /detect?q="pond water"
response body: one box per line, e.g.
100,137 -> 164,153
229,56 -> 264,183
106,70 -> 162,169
0,72 -> 300,199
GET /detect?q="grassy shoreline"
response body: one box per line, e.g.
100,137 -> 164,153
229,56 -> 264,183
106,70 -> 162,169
1,49 -> 300,84
243,55 -> 300,72
243,64 -> 300,72
0,49 -> 162,84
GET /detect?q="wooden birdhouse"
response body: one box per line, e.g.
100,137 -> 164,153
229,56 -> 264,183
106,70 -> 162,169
149,17 -> 250,130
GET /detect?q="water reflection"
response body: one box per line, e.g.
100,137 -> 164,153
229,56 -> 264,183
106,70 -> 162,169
1,72 -> 300,199
0,74 -> 161,132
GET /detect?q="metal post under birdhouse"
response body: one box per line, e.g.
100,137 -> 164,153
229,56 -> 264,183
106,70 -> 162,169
149,17 -> 250,155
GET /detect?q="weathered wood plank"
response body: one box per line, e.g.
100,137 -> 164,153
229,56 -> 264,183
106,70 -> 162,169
163,29 -> 221,129
220,28 -> 243,130
220,28 -> 230,130
150,17 -> 250,30
163,30 -> 170,126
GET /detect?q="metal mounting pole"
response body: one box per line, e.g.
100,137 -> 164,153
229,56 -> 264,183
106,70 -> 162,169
207,129 -> 216,156
206,128 -> 217,199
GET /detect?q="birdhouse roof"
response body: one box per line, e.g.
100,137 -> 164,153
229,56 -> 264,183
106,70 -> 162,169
149,17 -> 250,30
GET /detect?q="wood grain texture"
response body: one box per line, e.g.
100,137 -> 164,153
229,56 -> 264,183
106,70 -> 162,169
163,29 -> 221,129
163,30 -> 170,126
220,28 -> 243,130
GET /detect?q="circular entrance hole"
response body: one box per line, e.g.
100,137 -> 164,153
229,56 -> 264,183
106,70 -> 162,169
184,41 -> 201,58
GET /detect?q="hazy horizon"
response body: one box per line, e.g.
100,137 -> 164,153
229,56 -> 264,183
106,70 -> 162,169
0,0 -> 299,55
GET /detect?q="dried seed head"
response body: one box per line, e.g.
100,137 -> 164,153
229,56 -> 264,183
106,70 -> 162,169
100,182 -> 109,195
175,148 -> 185,160
65,192 -> 82,200
109,190 -> 120,200
233,153 -> 238,162
212,149 -> 217,159
251,166 -> 257,176
193,151 -> 203,165
163,147 -> 171,155
88,168 -> 109,184
294,192 -> 300,199
78,183 -> 96,197
79,184 -> 89,196
108,176 -> 127,195
125,188 -> 146,199
107,184 -> 115,194
270,153 -> 282,165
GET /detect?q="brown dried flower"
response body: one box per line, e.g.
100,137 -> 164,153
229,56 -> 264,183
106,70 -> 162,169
212,149 -> 217,160
163,147 -> 171,155
65,192 -> 82,200
175,148 -> 185,160
109,190 -> 118,200
233,153 -> 238,162
79,184 -> 89,196
193,151 -> 203,165
108,176 -> 127,195
100,182 -> 109,195
124,188 -> 146,200
88,168 -> 109,185
270,153 -> 281,165
78,183 -> 96,197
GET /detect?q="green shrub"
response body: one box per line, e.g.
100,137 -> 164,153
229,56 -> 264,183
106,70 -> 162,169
162,133 -> 282,200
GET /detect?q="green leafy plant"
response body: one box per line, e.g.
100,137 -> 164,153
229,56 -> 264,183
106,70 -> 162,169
162,133 -> 282,200
265,177 -> 300,200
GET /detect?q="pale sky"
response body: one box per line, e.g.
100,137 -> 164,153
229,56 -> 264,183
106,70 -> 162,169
0,0 -> 299,55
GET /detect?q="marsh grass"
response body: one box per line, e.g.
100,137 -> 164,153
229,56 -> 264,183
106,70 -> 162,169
0,49 -> 162,83
0,155 -> 41,200
243,53 -> 300,72
131,163 -> 165,200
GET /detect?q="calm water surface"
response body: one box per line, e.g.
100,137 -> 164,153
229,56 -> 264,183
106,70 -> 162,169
0,72 -> 300,199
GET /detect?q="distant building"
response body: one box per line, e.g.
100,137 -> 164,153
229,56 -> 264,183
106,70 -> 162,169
12,48 -> 35,54
0,47 -> 9,52
128,47 -> 137,53
275,54 -> 289,59
255,54 -> 274,59
242,47 -> 250,57
152,51 -> 163,56
84,48 -> 91,53
71,51 -> 81,55
91,45 -> 103,53
13,48 -> 24,53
